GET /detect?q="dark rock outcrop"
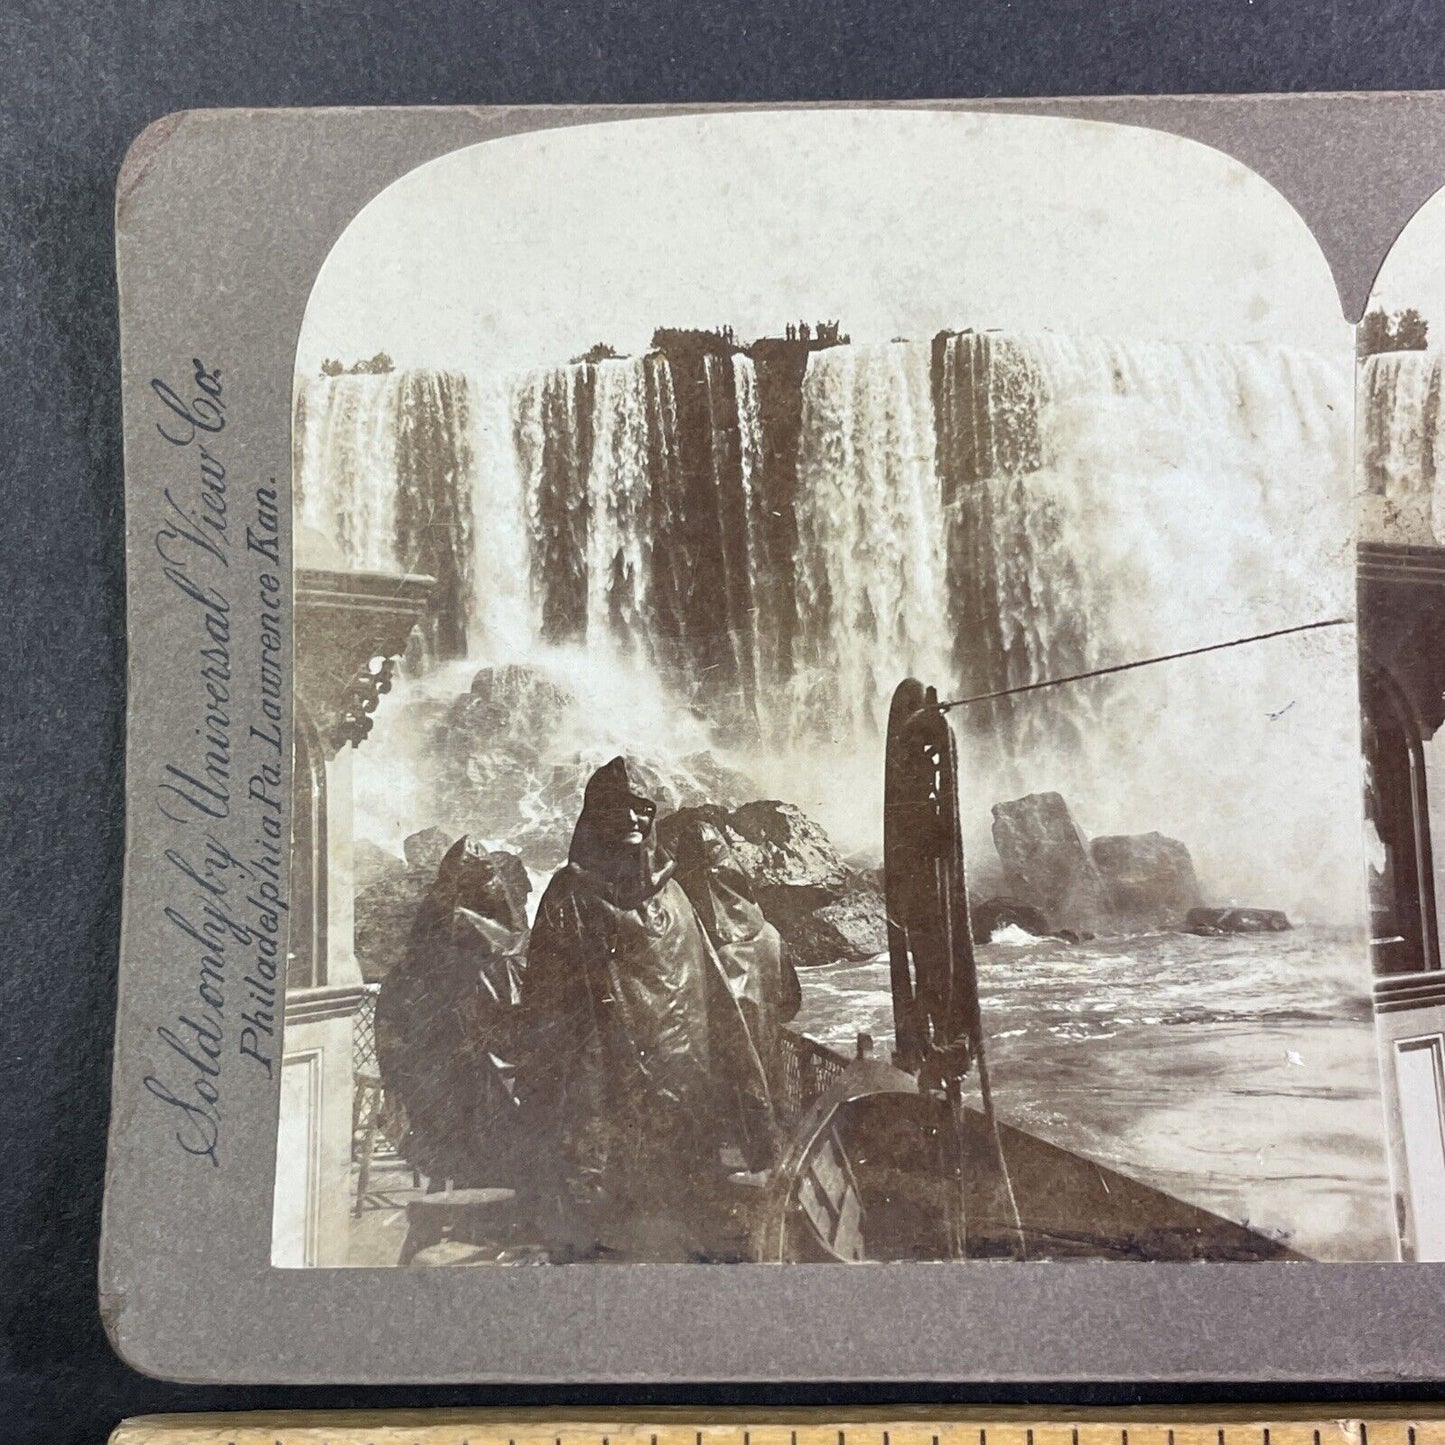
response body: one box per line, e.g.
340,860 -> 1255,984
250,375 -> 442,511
353,849 -> 430,983
403,826 -> 452,876
725,800 -> 852,903
352,831 -> 533,982
657,801 -> 882,966
1185,905 -> 1291,935
1090,831 -> 1204,933
991,792 -> 1111,935
971,896 -> 1053,943
354,839 -> 407,891
782,888 -> 890,969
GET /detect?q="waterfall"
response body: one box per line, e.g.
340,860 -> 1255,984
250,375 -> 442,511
294,370 -> 476,660
935,332 -> 1350,750
1359,349 -> 1445,545
296,331 -> 1356,916
928,331 -> 1354,907
294,373 -> 405,572
507,348 -> 767,729
789,341 -> 950,743
509,363 -> 594,645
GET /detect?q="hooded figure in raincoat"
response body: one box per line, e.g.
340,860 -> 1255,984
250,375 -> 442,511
376,837 -> 531,1188
658,812 -> 801,1096
519,757 -> 775,1261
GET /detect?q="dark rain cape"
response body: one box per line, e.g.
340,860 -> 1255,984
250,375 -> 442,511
661,813 -> 801,1094
375,837 -> 530,1187
519,759 -> 775,1255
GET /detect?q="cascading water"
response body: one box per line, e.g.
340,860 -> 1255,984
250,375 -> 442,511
295,329 -> 1355,917
505,348 -> 771,728
928,332 -> 1355,914
294,373 -> 406,572
788,341 -> 951,743
1359,349 -> 1445,545
294,370 -> 476,661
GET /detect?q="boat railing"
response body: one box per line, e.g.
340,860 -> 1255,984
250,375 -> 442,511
775,1027 -> 849,1128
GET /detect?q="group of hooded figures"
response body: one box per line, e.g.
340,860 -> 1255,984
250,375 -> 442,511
376,757 -> 802,1263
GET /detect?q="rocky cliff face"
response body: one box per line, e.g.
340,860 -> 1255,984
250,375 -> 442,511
352,833 -> 530,983
658,802 -> 888,967
1090,832 -> 1204,933
991,792 -> 1113,936
986,792 -> 1209,938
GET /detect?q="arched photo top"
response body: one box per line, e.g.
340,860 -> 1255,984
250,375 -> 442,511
1364,179 -> 1445,335
297,107 -> 1348,378
1357,179 -> 1445,550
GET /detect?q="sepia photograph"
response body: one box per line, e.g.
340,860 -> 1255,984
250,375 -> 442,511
1352,180 -> 1445,1262
272,110 -> 1393,1269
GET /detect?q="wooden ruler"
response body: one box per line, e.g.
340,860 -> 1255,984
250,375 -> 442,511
106,1412 -> 1445,1445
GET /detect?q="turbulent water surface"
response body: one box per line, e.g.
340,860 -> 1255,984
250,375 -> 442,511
795,925 -> 1393,1262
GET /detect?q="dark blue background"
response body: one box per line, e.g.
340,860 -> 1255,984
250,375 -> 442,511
4,2 -> 1445,1441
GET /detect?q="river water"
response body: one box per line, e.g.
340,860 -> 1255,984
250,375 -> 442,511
794,924 -> 1395,1261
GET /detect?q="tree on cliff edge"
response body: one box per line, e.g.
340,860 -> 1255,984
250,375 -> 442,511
319,352 -> 396,375
569,342 -> 622,364
1358,307 -> 1430,358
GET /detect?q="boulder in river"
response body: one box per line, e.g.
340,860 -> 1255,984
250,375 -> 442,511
991,791 -> 1111,935
657,800 -> 879,965
780,888 -> 891,968
724,799 -> 852,905
1089,831 -> 1204,932
971,896 -> 1053,943
1185,905 -> 1291,935
403,825 -> 452,876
